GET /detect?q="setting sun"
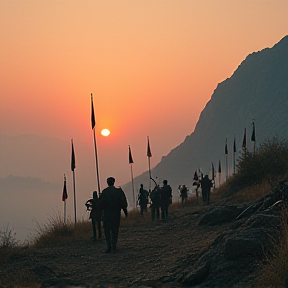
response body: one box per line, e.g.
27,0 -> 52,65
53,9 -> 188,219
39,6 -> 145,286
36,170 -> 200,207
101,129 -> 110,137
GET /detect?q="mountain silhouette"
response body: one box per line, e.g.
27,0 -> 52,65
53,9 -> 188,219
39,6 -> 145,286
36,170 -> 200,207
123,35 -> 288,202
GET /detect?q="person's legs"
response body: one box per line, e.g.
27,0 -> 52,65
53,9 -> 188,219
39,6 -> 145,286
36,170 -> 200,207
97,219 -> 102,239
91,219 -> 96,241
103,221 -> 112,252
111,218 -> 120,251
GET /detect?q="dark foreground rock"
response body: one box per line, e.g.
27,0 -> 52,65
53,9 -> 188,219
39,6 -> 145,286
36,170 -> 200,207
1,182 -> 287,288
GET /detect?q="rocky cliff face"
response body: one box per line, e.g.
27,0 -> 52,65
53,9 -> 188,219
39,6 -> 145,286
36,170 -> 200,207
124,35 -> 288,203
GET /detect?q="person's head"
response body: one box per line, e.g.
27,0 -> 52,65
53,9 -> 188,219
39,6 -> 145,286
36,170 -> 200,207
93,191 -> 98,199
163,180 -> 168,185
107,177 -> 115,186
140,184 -> 143,188
205,175 -> 208,179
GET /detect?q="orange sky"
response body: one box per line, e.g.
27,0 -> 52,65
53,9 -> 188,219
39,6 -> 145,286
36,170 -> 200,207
1,0 -> 288,188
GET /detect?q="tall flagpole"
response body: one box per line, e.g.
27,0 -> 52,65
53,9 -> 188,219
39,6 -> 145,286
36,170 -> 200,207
128,145 -> 136,208
251,120 -> 256,154
147,136 -> 152,191
71,139 -> 76,223
62,174 -> 68,224
233,136 -> 236,174
225,138 -> 228,180
91,93 -> 101,194
218,160 -> 221,187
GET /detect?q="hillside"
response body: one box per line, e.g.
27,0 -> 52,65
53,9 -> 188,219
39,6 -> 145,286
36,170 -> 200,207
123,35 -> 288,199
1,179 -> 286,288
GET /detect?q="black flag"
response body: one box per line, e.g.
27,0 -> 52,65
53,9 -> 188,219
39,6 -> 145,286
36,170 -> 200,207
91,93 -> 96,129
225,138 -> 228,155
218,160 -> 221,173
251,122 -> 256,142
233,137 -> 236,153
242,128 -> 247,151
71,140 -> 76,171
128,145 -> 134,164
147,137 -> 152,157
62,175 -> 68,201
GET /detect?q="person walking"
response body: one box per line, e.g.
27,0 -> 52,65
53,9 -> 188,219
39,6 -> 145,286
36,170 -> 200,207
180,184 -> 188,206
138,184 -> 149,215
85,191 -> 102,241
160,180 -> 172,220
200,175 -> 213,205
150,185 -> 161,221
99,177 -> 128,253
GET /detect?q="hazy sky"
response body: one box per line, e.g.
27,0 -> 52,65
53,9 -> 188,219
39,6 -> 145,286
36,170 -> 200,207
1,0 -> 288,188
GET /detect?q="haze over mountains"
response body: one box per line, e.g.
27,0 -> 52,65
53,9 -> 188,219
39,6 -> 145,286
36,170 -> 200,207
1,35 -> 288,239
122,35 -> 288,201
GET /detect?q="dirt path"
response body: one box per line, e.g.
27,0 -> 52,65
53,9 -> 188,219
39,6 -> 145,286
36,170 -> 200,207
1,205 -> 246,287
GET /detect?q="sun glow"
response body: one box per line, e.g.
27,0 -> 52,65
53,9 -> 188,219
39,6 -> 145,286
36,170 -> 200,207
101,129 -> 110,137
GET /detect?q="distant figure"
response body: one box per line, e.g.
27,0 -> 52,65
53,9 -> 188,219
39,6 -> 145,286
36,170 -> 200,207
99,177 -> 128,253
85,191 -> 102,241
138,184 -> 149,215
160,180 -> 172,220
179,185 -> 188,206
150,185 -> 161,221
200,175 -> 213,205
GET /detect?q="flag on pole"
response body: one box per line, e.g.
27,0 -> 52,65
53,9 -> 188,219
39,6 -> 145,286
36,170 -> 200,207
242,128 -> 246,152
71,139 -> 76,171
233,137 -> 236,153
62,175 -> 68,201
193,170 -> 198,181
218,160 -> 221,173
225,138 -> 228,155
251,122 -> 256,142
91,93 -> 96,129
212,163 -> 215,181
147,136 -> 152,157
128,145 -> 134,164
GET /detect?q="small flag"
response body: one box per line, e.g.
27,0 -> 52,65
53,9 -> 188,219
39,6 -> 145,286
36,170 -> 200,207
251,122 -> 256,142
193,170 -> 198,181
147,136 -> 152,157
128,145 -> 134,164
71,139 -> 76,171
242,128 -> 246,151
225,138 -> 228,155
62,175 -> 68,201
233,137 -> 236,153
91,93 -> 96,129
218,160 -> 221,173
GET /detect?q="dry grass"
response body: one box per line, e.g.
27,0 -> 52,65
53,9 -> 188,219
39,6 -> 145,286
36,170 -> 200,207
32,213 -> 91,247
215,179 -> 272,204
256,208 -> 288,287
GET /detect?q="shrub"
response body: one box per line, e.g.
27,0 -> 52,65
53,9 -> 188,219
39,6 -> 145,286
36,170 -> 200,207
229,137 -> 288,193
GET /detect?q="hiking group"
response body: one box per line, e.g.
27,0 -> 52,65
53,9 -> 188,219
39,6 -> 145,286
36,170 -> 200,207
138,179 -> 173,221
85,175 -> 212,253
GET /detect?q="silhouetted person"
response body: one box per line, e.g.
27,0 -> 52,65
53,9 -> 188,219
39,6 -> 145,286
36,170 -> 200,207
99,177 -> 128,253
85,191 -> 102,241
180,184 -> 188,206
138,184 -> 149,215
150,185 -> 161,221
200,175 -> 213,205
160,180 -> 172,220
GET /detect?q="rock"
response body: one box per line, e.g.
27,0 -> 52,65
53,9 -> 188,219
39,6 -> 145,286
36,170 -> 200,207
182,261 -> 211,285
199,206 -> 245,226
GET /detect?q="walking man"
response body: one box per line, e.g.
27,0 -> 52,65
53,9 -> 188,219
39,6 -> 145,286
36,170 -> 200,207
160,180 -> 172,220
99,177 -> 128,253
